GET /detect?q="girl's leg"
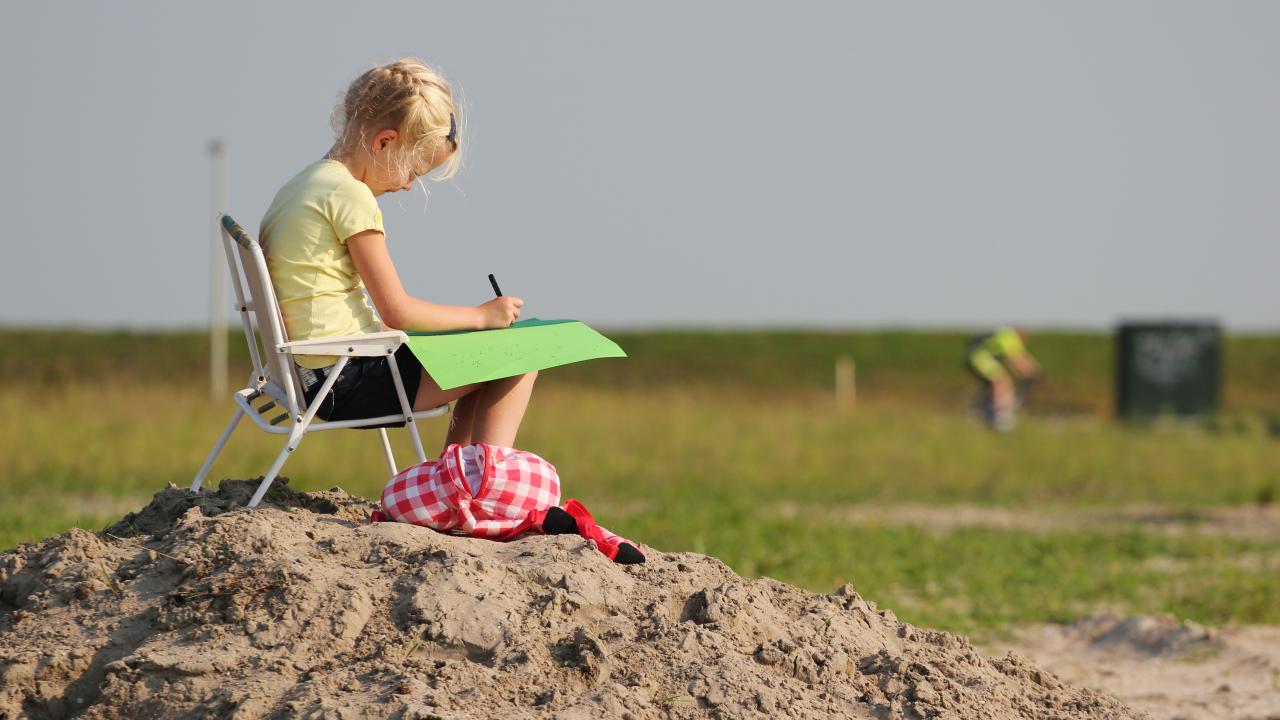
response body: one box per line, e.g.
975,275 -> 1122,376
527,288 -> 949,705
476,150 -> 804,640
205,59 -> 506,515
413,370 -> 480,414
411,370 -> 536,449
445,392 -> 481,447
470,371 -> 538,447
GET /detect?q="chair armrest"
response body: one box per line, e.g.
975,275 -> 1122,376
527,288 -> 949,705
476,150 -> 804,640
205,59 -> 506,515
278,331 -> 409,357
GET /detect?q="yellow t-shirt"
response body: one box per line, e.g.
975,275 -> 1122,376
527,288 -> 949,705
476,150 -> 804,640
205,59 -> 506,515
260,159 -> 385,369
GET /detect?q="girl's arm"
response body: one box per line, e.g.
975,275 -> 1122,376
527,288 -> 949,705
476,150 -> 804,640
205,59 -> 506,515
347,231 -> 522,332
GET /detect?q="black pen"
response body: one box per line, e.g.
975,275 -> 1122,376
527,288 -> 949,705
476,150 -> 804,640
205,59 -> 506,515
488,273 -> 503,297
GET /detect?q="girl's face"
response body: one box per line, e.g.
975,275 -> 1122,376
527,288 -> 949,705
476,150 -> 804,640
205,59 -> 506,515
365,131 -> 456,196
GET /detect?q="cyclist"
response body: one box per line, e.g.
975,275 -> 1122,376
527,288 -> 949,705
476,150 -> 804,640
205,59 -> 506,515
966,327 -> 1041,430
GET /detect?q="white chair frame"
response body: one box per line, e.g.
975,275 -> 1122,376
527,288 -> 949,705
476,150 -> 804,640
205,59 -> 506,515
191,214 -> 447,507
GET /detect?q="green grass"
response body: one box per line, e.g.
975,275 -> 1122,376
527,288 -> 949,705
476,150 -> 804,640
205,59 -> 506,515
687,519 -> 1280,637
3,378 -> 1279,637
5,327 -> 1280,412
2,328 -> 1278,637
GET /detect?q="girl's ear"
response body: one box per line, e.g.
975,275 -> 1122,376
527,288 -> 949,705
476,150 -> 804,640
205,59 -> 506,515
370,128 -> 399,155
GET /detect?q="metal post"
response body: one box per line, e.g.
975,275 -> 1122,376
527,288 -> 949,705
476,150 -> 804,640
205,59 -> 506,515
209,139 -> 228,400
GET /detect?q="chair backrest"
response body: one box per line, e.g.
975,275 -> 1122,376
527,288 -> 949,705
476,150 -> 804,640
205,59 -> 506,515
218,214 -> 304,413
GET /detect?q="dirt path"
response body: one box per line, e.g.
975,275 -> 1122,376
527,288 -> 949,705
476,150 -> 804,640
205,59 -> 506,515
771,502 -> 1280,541
986,615 -> 1280,720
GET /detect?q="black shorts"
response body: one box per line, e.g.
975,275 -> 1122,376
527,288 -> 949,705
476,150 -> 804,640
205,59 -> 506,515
302,345 -> 425,426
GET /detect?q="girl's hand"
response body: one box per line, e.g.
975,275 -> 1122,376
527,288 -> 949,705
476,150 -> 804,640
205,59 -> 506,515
478,296 -> 523,328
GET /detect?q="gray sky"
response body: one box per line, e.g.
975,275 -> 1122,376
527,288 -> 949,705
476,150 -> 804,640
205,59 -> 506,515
1,1 -> 1276,330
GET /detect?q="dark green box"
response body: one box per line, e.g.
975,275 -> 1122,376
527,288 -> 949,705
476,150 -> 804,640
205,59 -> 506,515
1115,321 -> 1221,418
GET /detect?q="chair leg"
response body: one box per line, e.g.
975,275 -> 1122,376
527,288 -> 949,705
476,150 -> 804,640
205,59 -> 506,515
407,424 -> 428,464
247,435 -> 299,508
191,408 -> 244,492
243,359 -> 346,508
385,352 -> 428,464
378,428 -> 397,476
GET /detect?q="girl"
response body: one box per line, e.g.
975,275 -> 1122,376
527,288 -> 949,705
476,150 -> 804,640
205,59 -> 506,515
260,58 -> 536,449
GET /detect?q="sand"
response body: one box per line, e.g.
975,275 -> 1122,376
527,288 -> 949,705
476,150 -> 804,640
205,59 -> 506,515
1,480 -> 1141,719
987,615 -> 1280,720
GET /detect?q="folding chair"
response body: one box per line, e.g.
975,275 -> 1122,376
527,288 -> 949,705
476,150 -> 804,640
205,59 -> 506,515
191,214 -> 448,507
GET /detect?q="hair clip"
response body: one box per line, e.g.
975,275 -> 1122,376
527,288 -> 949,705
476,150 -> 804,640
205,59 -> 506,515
447,113 -> 457,147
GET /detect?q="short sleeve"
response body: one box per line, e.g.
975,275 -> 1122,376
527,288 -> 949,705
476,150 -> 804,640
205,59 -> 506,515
994,328 -> 1026,358
325,179 -> 384,244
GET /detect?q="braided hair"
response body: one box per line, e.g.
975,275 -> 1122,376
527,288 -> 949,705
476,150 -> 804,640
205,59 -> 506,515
332,58 -> 461,181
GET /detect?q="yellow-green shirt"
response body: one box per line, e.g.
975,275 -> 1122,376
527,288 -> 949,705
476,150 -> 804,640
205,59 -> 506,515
260,159 -> 385,369
980,327 -> 1027,360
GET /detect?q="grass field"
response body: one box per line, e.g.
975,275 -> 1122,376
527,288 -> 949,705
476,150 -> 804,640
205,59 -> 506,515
6,327 -> 1280,413
2,328 -> 1278,637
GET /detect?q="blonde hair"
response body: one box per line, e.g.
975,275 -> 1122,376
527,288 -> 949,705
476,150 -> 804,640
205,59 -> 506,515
332,58 -> 462,181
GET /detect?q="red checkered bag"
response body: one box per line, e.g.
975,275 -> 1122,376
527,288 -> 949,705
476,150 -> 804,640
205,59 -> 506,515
373,443 -> 646,563
376,443 -> 560,540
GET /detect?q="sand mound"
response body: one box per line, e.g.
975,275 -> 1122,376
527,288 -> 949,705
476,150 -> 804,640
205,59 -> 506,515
1,481 -> 1140,719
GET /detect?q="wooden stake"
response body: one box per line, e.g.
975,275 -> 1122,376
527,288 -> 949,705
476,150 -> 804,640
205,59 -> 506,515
835,355 -> 856,411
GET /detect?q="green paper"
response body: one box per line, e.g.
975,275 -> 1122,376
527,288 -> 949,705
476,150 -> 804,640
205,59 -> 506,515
404,319 -> 626,390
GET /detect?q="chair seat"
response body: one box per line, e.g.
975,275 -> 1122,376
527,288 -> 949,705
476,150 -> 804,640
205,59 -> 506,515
307,404 -> 451,431
234,386 -> 448,434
